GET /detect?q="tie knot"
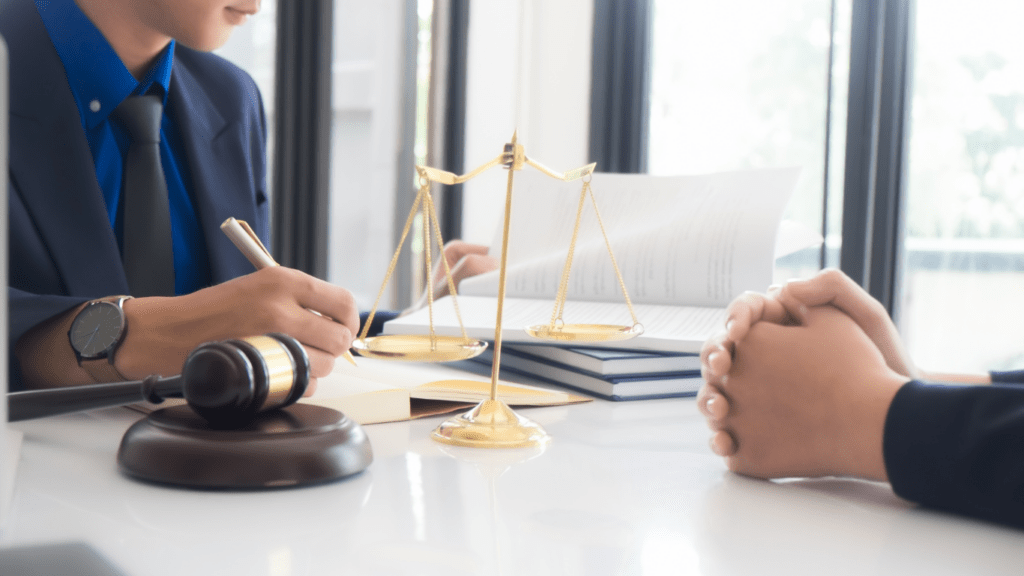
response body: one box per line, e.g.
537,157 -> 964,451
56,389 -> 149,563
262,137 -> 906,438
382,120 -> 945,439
114,95 -> 163,144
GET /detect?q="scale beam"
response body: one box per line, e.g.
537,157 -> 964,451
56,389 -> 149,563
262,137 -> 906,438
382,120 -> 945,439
354,132 -> 642,448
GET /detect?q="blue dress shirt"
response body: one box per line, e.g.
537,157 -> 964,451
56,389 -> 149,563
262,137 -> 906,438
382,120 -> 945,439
36,0 -> 211,295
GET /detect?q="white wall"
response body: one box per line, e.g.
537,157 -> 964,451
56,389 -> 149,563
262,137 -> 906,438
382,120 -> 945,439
461,0 -> 594,246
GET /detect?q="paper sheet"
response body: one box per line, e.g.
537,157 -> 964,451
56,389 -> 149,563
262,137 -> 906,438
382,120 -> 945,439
459,167 -> 801,307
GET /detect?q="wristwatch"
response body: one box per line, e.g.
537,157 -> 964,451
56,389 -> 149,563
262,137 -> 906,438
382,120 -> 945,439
68,295 -> 133,383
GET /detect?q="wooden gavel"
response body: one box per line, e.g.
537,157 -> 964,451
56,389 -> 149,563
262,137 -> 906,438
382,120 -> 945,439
7,333 -> 310,428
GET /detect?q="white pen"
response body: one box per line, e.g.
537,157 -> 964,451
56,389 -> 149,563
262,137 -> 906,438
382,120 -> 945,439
221,217 -> 359,367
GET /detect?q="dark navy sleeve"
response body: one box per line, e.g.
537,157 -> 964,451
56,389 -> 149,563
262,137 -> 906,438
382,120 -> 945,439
883,380 -> 1024,529
991,370 -> 1024,384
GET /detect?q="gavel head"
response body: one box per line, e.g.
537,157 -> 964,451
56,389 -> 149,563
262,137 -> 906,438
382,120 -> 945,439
179,333 -> 310,428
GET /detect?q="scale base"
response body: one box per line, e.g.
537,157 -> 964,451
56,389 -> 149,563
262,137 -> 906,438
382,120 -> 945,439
117,404 -> 372,489
431,399 -> 551,449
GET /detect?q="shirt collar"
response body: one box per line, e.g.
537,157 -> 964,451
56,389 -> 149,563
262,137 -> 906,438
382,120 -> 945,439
36,0 -> 175,129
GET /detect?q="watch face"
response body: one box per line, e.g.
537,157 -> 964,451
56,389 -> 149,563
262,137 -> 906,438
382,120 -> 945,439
69,301 -> 126,360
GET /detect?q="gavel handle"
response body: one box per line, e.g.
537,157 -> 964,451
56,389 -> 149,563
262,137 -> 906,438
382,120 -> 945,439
7,375 -> 183,422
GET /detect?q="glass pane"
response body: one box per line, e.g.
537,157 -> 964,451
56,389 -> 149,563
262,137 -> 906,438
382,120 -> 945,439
649,0 -> 851,281
328,2 -> 425,310
410,0 -> 435,303
900,0 -> 1024,373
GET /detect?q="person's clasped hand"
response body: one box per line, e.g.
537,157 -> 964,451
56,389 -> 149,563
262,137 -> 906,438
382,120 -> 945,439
695,268 -> 911,480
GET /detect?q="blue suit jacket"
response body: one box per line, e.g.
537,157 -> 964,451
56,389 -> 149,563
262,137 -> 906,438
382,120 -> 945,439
2,0 -> 270,390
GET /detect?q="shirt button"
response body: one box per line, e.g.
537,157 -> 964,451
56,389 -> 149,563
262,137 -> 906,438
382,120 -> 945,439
89,100 -> 101,113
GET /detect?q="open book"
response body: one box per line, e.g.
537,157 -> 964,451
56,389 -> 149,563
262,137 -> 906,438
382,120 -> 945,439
383,167 -> 803,353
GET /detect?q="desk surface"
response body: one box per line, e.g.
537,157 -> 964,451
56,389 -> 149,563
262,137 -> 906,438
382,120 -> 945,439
2,392 -> 1023,575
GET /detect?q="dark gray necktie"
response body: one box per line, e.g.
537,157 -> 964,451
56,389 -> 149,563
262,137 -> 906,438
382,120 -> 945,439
114,95 -> 175,297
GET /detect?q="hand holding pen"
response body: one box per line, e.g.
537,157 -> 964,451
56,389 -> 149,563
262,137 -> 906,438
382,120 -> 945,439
221,217 -> 359,367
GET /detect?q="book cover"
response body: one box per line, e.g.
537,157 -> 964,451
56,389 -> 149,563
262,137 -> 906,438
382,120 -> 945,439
474,346 -> 703,401
504,343 -> 699,375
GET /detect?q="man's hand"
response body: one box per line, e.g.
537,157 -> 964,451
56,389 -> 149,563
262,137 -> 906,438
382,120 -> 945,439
702,269 -> 919,388
774,269 -> 918,379
697,268 -> 919,459
17,267 -> 360,394
701,306 -> 906,481
123,267 -> 359,394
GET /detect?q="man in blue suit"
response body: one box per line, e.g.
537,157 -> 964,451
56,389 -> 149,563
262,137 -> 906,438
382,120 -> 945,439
3,0 -> 360,391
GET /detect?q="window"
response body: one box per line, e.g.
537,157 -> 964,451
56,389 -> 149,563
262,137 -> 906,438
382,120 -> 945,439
899,0 -> 1024,372
327,1 -> 418,309
648,0 -> 1024,373
324,0 -> 1024,373
649,0 -> 852,281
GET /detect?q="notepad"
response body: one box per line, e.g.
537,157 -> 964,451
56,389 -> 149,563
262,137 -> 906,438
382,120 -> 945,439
309,357 -> 590,424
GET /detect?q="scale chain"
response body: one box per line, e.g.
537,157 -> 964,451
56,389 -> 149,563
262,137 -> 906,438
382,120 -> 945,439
587,180 -> 639,325
358,184 -> 427,341
550,178 -> 590,327
424,188 -> 471,342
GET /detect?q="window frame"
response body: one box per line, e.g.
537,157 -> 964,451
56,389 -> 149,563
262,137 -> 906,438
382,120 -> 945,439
276,0 -> 917,319
593,0 -> 915,318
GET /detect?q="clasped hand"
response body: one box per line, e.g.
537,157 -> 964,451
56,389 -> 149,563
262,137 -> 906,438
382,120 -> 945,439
696,269 -> 911,481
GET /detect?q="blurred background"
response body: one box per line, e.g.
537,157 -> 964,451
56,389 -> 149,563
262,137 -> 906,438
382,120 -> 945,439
216,0 -> 1024,374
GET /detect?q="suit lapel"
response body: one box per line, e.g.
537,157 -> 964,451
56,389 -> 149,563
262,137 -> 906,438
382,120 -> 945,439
5,0 -> 129,296
168,57 -> 260,285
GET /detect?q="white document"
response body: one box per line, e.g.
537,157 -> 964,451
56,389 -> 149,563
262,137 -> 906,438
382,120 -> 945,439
384,167 -> 801,353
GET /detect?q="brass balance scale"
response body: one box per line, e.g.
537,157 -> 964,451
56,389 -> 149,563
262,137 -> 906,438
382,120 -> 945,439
353,133 -> 643,448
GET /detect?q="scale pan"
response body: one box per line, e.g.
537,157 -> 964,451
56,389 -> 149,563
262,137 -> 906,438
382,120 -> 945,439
352,334 -> 488,362
525,323 -> 643,342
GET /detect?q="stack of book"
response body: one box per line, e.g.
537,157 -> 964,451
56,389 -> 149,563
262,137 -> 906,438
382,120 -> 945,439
473,344 -> 703,401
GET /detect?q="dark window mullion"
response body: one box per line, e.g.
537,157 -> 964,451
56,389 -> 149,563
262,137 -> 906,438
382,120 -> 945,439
589,0 -> 653,174
839,0 -> 913,317
272,0 -> 333,277
440,0 -> 469,242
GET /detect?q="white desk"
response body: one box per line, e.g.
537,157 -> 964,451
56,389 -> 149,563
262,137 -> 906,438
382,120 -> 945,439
2,395 -> 1023,575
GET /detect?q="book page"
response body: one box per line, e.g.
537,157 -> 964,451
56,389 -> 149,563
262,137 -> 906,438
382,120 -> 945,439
458,167 -> 800,308
307,373 -> 412,424
383,295 -> 726,353
322,357 -> 584,406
